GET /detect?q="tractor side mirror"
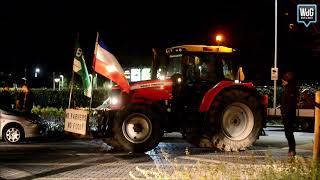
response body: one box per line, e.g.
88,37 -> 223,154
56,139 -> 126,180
236,67 -> 245,82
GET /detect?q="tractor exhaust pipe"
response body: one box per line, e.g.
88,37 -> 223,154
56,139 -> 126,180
151,48 -> 159,80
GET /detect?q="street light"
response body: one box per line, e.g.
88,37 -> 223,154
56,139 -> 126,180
35,67 -> 40,77
54,78 -> 60,90
59,75 -> 64,89
215,35 -> 223,45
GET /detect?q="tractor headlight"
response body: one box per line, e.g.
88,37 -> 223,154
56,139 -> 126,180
177,77 -> 182,83
96,96 -> 120,110
159,75 -> 165,80
111,97 -> 119,105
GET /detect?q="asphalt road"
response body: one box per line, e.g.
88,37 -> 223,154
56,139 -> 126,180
0,127 -> 314,180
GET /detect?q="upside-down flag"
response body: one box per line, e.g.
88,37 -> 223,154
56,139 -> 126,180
92,35 -> 130,93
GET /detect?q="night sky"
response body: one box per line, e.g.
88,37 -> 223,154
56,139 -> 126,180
0,1 -> 319,86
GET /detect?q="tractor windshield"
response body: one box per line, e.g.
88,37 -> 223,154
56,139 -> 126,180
166,53 -> 236,81
166,54 -> 183,78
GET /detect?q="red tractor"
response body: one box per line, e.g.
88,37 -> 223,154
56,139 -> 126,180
100,45 -> 266,152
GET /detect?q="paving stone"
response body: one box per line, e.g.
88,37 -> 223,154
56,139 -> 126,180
0,130 -> 313,179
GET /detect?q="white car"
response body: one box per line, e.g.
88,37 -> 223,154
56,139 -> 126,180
0,109 -> 46,144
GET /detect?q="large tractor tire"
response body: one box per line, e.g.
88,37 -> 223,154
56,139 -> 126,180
113,104 -> 163,153
199,89 -> 263,151
207,90 -> 263,151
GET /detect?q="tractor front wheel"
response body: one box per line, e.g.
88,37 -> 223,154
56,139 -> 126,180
113,104 -> 162,153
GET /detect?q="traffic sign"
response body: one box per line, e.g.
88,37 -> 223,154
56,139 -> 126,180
271,68 -> 278,80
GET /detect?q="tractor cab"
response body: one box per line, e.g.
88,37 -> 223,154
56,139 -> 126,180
163,45 -> 243,109
164,45 -> 239,82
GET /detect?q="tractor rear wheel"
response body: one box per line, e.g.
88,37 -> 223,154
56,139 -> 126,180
113,104 -> 162,153
202,89 -> 263,151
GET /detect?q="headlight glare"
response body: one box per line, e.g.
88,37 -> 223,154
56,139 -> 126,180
111,97 -> 119,105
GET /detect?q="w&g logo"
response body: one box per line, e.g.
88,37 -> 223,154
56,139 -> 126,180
297,4 -> 317,27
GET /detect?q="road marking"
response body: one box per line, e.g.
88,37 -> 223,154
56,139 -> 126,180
0,144 -> 101,148
0,162 -> 195,166
179,156 -> 223,164
178,156 -> 270,169
0,166 -> 32,178
0,152 -> 111,155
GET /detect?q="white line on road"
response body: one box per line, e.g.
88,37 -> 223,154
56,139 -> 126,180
0,162 -> 195,166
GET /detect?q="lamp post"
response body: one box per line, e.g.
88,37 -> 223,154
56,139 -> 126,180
35,68 -> 40,78
215,35 -> 223,46
24,68 -> 27,84
59,75 -> 64,89
53,72 -> 55,89
273,0 -> 278,109
94,74 -> 97,89
54,78 -> 60,90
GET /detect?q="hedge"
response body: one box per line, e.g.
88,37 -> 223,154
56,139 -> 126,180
256,84 -> 319,107
8,88 -> 109,109
6,83 -> 319,109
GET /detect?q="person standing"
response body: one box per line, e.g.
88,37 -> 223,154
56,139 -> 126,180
280,71 -> 298,157
0,83 -> 12,110
16,84 -> 35,113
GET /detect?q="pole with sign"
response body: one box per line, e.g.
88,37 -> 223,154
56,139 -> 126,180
273,0 -> 278,109
271,68 -> 278,81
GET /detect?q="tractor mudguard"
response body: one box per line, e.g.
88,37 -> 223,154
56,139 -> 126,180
199,81 -> 255,112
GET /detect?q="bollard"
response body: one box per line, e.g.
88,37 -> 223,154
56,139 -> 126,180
313,91 -> 320,161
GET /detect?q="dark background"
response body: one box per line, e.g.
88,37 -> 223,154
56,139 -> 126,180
0,1 -> 319,86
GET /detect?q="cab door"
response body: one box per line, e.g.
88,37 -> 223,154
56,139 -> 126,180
181,54 -> 222,110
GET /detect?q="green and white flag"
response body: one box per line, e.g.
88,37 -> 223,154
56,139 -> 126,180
73,40 -> 92,98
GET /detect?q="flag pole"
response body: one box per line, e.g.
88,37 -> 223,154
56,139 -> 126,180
89,32 -> 99,110
68,33 -> 80,108
89,75 -> 94,111
68,71 -> 75,108
92,32 -> 99,69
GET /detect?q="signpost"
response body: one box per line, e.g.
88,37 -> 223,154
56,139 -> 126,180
64,109 -> 88,135
271,68 -> 278,81
313,91 -> 320,161
273,0 -> 278,109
